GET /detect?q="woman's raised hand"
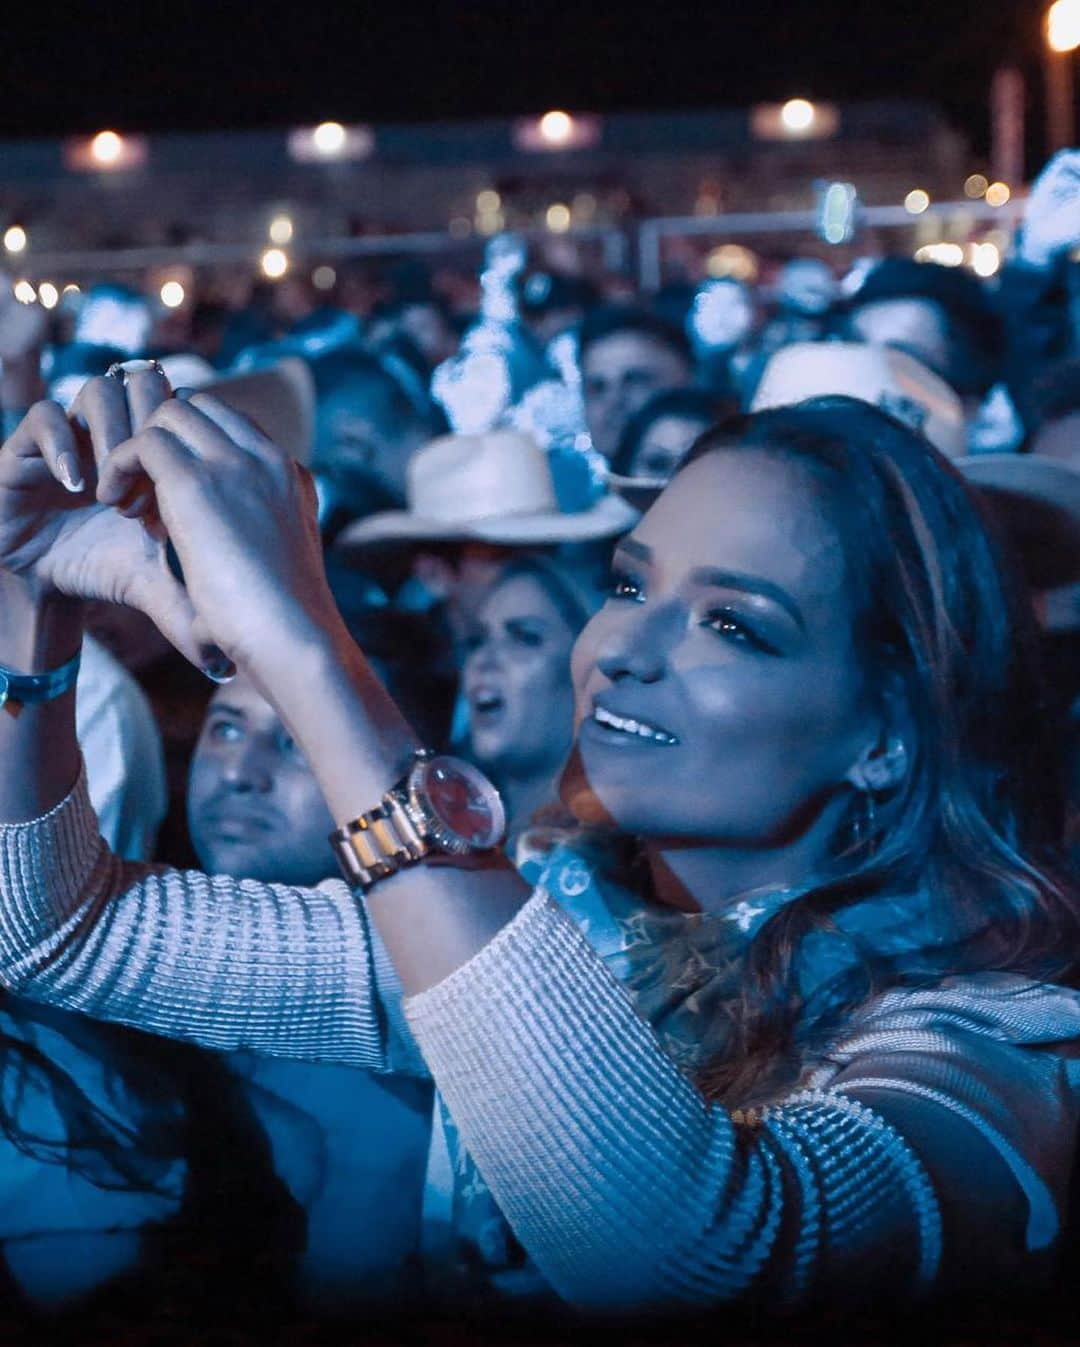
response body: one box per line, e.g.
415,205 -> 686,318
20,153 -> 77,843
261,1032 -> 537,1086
0,371 -> 205,669
96,393 -> 348,682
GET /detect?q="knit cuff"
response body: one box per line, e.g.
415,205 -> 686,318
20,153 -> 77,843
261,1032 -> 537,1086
0,764 -> 105,974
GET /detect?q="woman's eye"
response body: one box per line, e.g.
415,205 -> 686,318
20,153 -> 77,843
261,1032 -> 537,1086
609,573 -> 644,602
703,610 -> 773,652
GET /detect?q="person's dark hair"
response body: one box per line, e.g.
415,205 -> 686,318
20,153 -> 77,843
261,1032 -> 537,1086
590,397 -> 1078,1104
578,304 -> 694,369
845,259 -> 1002,398
307,345 -> 442,441
610,387 -> 734,478
0,996 -> 305,1326
1029,356 -> 1080,431
481,552 -> 603,639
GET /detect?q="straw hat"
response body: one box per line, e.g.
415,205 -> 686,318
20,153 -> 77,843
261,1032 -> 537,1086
206,357 -> 316,465
336,428 -> 637,549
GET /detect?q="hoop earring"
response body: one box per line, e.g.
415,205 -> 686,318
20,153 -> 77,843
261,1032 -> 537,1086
851,789 -> 878,855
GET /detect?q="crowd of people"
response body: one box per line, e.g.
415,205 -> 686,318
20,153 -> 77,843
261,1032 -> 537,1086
0,145 -> 1077,1341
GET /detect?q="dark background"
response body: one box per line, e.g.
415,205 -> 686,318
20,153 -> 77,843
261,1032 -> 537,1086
0,0 -> 1056,154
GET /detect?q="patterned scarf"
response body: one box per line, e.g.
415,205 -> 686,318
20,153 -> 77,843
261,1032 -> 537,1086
424,836 -> 967,1300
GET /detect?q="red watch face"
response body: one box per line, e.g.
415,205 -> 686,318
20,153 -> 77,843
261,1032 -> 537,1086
414,756 -> 505,849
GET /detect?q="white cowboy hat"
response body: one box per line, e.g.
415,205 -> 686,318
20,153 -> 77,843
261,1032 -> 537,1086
753,342 -> 1080,588
607,341 -> 968,508
336,428 -> 638,549
751,341 -> 969,458
608,340 -> 1080,589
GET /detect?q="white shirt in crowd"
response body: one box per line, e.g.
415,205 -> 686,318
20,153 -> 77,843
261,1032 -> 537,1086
76,636 -> 166,862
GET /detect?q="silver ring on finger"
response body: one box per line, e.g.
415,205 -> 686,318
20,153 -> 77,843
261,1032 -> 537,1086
105,358 -> 167,386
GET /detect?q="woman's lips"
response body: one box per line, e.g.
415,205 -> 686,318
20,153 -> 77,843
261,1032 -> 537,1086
585,703 -> 679,746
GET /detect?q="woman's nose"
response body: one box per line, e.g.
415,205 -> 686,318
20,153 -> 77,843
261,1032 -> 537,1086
595,607 -> 673,684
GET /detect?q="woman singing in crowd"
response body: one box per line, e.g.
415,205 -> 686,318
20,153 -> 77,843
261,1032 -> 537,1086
0,367 -> 1077,1310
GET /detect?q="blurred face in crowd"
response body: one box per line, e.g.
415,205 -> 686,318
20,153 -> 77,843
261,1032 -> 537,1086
188,674 -> 337,887
582,333 -> 693,461
849,298 -> 952,384
314,377 -> 425,506
563,449 -> 877,884
777,259 -> 837,317
463,571 -> 580,784
625,413 -> 712,481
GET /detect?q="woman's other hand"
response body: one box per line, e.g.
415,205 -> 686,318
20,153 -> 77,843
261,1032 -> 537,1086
96,394 -> 347,681
0,372 -> 204,667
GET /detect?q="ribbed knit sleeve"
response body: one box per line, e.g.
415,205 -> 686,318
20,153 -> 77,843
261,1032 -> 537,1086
0,771 -> 424,1075
406,891 -> 947,1310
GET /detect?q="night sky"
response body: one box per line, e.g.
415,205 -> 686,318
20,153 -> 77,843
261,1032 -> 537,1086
0,0 -> 1058,156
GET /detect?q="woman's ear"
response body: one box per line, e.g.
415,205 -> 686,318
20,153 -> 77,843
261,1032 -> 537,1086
844,673 -> 913,796
847,734 -> 909,795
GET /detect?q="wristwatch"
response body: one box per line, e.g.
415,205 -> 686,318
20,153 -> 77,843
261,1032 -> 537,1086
330,749 -> 506,891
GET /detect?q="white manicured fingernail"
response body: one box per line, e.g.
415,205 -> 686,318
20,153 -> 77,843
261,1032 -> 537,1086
56,453 -> 84,493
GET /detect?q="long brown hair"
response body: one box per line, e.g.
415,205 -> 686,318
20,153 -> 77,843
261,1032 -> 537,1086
597,398 -> 1079,1105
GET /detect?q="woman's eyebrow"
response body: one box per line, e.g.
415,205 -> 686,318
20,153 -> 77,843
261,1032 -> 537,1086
615,537 -> 652,564
689,567 -> 806,631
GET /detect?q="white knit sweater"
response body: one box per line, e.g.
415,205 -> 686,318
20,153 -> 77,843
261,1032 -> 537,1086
1,773 -> 1078,1309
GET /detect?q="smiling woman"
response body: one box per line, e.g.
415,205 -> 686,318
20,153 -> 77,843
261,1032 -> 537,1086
0,382 -> 1077,1316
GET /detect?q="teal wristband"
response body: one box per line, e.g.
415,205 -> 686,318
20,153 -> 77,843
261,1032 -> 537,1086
0,648 -> 82,710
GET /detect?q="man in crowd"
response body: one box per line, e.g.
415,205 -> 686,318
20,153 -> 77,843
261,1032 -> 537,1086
578,305 -> 694,460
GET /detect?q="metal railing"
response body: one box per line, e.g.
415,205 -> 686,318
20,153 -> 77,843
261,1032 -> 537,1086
13,201 -> 1023,293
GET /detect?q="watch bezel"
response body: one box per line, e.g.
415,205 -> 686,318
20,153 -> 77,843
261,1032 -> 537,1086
406,753 -> 506,854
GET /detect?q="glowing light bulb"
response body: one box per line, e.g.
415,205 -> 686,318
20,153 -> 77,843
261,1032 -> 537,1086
3,225 -> 27,254
90,130 -> 124,166
12,280 -> 36,304
1047,0 -> 1080,53
260,248 -> 289,279
37,282 -> 59,309
160,280 -> 186,309
538,111 -> 573,145
780,99 -> 816,133
312,121 -> 346,156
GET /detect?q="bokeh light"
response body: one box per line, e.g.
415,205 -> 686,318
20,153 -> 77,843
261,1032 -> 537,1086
160,280 -> 186,308
538,111 -> 573,146
3,225 -> 27,254
904,189 -> 930,215
260,248 -> 289,279
90,131 -> 124,167
780,99 -> 816,133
